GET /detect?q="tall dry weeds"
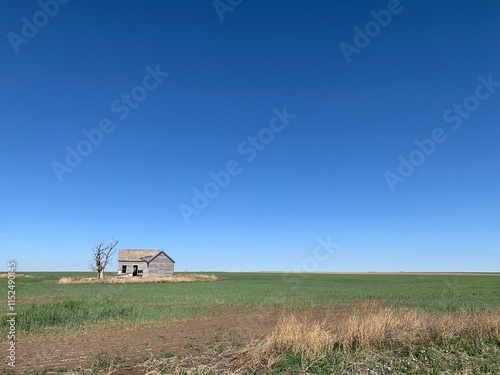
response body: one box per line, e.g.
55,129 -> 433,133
0,273 -> 32,278
236,306 -> 500,369
58,274 -> 218,284
270,315 -> 333,358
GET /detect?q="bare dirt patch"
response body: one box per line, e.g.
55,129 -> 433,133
0,306 -> 276,372
0,303 -> 382,372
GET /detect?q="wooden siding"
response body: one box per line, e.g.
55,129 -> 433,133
148,253 -> 174,277
117,252 -> 174,278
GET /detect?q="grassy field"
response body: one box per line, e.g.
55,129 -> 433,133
4,271 -> 500,333
2,272 -> 500,374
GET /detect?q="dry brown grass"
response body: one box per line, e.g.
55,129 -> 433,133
58,274 -> 218,284
267,315 -> 333,358
0,273 -> 32,278
236,306 -> 500,368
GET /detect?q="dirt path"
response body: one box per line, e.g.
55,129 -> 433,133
0,306 -> 283,372
1,302 -> 385,373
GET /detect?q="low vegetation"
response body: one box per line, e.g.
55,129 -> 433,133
237,307 -> 500,369
144,306 -> 500,374
0,273 -> 32,278
69,306 -> 500,374
2,272 -> 500,374
58,274 -> 218,284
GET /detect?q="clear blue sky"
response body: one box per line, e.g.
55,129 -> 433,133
1,1 -> 499,272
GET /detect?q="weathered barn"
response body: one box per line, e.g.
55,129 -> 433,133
117,249 -> 175,278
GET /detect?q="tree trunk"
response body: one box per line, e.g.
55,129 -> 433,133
99,269 -> 104,279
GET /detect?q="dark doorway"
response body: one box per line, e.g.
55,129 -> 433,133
133,265 -> 138,276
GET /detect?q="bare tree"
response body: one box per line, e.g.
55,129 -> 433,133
89,237 -> 119,279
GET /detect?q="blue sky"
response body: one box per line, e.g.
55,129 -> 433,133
1,1 -> 499,272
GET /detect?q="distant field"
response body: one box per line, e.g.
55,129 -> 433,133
2,271 -> 500,333
1,272 -> 500,374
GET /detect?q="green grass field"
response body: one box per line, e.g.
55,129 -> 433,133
3,271 -> 500,335
2,272 -> 500,374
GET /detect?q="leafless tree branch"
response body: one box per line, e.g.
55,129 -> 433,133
89,238 -> 119,279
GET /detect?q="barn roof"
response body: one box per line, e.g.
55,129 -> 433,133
118,249 -> 175,263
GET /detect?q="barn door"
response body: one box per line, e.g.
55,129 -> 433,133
133,265 -> 138,276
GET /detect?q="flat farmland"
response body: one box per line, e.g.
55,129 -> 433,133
1,272 -> 500,374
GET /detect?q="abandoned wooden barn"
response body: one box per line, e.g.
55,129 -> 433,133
117,249 -> 175,277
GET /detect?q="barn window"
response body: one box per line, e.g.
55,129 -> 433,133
121,265 -> 127,274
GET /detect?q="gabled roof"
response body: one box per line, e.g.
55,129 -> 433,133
118,249 -> 175,263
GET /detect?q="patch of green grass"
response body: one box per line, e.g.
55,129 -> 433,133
258,339 -> 500,375
90,350 -> 122,373
273,352 -> 302,373
162,351 -> 175,359
21,370 -> 48,375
